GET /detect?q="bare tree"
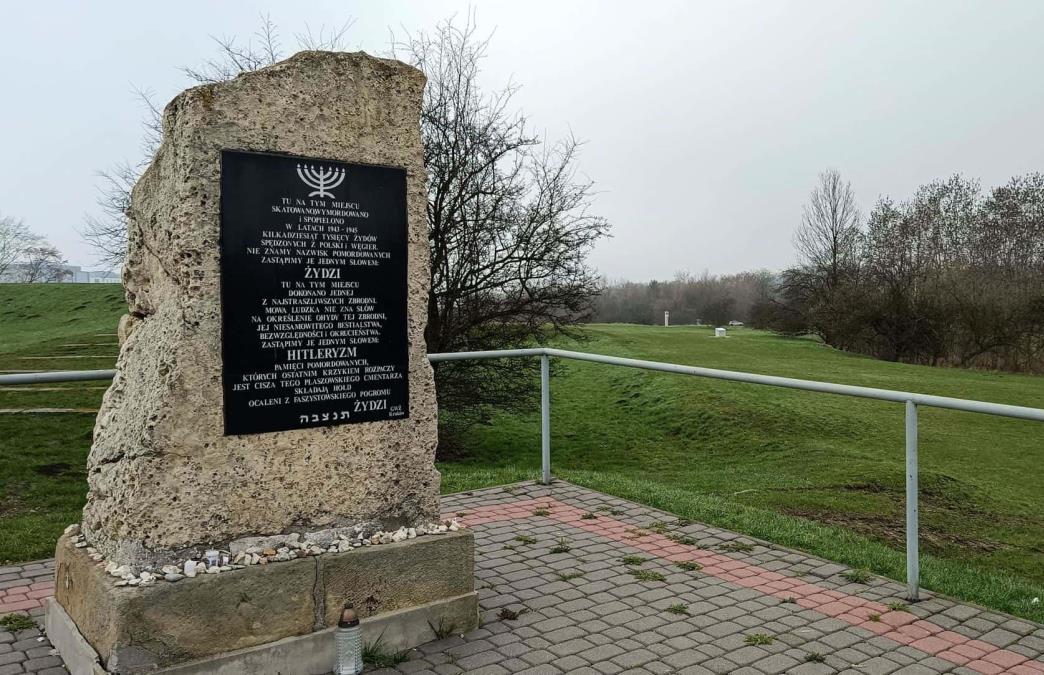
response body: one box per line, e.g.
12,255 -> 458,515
769,170 -> 1044,372
180,15 -> 352,84
778,169 -> 864,346
18,243 -> 68,283
794,169 -> 862,284
0,212 -> 32,278
391,15 -> 610,430
81,14 -> 352,268
81,163 -> 138,271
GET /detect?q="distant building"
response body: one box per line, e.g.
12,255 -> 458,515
0,263 -> 121,283
69,266 -> 121,283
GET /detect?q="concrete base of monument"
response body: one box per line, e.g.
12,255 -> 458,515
47,594 -> 478,675
47,530 -> 479,674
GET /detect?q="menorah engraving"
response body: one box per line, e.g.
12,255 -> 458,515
296,163 -> 346,198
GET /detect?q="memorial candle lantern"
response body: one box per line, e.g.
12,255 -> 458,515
335,604 -> 363,675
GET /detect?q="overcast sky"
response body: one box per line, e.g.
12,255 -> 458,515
2,1 -> 1043,280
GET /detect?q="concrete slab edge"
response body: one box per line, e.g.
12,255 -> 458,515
44,597 -> 106,675
48,592 -> 478,675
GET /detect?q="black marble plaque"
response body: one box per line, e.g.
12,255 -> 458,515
219,149 -> 409,435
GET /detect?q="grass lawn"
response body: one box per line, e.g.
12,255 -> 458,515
1,286 -> 1041,621
442,325 -> 1044,621
0,284 -> 123,561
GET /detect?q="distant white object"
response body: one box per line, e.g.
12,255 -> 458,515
664,311 -> 670,327
0,264 -> 120,284
728,320 -> 744,326
715,327 -> 727,338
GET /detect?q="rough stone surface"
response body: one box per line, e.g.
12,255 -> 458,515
51,530 -> 476,673
80,51 -> 439,567
321,529 -> 475,625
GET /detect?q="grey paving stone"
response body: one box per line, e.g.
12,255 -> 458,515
676,666 -> 715,675
22,656 -> 62,671
0,653 -> 24,667
514,666 -> 561,675
701,657 -> 738,674
1019,634 -> 1044,652
468,664 -> 509,675
724,645 -> 769,666
1002,619 -> 1038,636
8,641 -> 41,654
753,653 -> 801,673
11,482 -> 1044,675
454,650 -> 503,671
611,648 -> 657,669
703,620 -> 744,638
662,649 -> 705,669
577,643 -> 625,663
920,656 -> 959,672
979,627 -> 1020,646
519,648 -> 557,666
961,616 -> 996,632
891,665 -> 938,674
788,664 -> 834,675
820,630 -> 864,649
856,656 -> 903,674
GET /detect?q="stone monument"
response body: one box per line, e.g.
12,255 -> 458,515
46,51 -> 477,674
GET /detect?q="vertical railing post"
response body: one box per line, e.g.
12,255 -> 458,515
540,353 -> 551,485
905,400 -> 920,601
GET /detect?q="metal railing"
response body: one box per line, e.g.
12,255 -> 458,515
3,347 -> 1042,601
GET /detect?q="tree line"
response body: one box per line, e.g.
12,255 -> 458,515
758,170 -> 1044,372
594,271 -> 772,326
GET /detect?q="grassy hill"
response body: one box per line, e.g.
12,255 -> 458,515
1,286 -> 1041,620
0,284 -> 125,572
0,283 -> 125,354
445,325 -> 1044,620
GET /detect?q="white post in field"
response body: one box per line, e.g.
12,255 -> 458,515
664,311 -> 670,327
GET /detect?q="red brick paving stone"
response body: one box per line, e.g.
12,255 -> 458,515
881,610 -> 919,627
0,586 -> 30,600
911,635 -> 958,654
966,659 -> 1007,674
952,641 -> 990,660
0,598 -> 41,612
938,649 -> 973,665
982,647 -> 1032,669
860,620 -> 894,636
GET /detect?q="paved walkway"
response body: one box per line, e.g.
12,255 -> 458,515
2,481 -> 1042,674
0,561 -> 61,674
